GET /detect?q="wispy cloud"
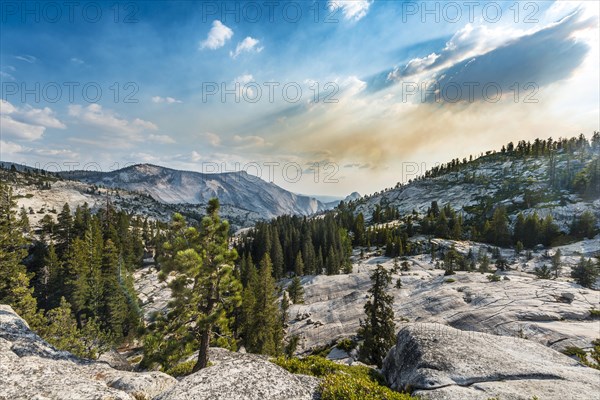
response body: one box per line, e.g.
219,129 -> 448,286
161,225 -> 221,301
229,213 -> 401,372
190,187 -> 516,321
199,20 -> 233,50
0,140 -> 79,160
0,100 -> 65,141
230,37 -> 263,59
152,96 -> 183,104
148,134 -> 176,144
67,104 -> 158,147
204,132 -> 221,146
15,55 -> 37,63
70,57 -> 84,65
328,0 -> 373,21
233,135 -> 269,149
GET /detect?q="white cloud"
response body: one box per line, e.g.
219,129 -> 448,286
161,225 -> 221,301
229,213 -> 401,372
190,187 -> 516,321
230,37 -> 263,59
148,134 -> 176,144
190,151 -> 203,162
233,74 -> 254,84
15,55 -> 37,63
0,140 -> 78,160
70,57 -> 84,64
0,140 -> 26,155
68,104 -> 157,134
388,23 -> 526,82
0,71 -> 15,81
204,132 -> 221,146
199,20 -> 233,50
328,0 -> 373,21
0,100 -> 65,141
0,116 -> 45,141
233,135 -> 269,148
152,96 -> 183,104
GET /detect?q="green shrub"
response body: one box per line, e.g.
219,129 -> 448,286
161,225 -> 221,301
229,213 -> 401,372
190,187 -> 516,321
444,278 -> 456,283
272,356 -> 417,400
320,373 -> 414,400
165,360 -> 196,377
336,338 -> 356,352
589,309 -> 600,319
487,274 -> 501,282
310,343 -> 334,358
563,346 -> 587,358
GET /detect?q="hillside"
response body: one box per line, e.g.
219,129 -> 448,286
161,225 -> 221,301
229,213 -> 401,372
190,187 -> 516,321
351,141 -> 600,233
59,164 -> 326,219
0,165 -> 265,230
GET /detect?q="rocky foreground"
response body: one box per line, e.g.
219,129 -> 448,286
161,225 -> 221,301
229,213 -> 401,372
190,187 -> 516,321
2,301 -> 600,399
383,324 -> 600,400
0,305 -> 317,400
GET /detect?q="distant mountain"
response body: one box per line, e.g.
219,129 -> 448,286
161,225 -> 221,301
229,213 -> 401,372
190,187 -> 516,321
59,164 -> 326,220
323,192 -> 362,209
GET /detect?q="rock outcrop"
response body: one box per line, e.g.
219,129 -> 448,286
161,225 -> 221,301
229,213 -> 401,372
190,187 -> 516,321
0,304 -> 176,400
286,243 -> 600,353
0,305 -> 319,400
157,348 -> 319,400
382,323 -> 600,400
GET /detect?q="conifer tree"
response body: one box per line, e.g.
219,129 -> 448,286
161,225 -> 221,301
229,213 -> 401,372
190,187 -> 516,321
0,183 -> 29,302
42,243 -> 62,309
101,239 -> 129,340
242,254 -> 283,355
294,252 -> 305,276
551,249 -> 562,279
271,229 -> 284,279
302,237 -> 316,275
288,276 -> 304,304
326,246 -> 338,275
241,259 -> 257,344
42,297 -> 86,357
56,203 -> 74,256
156,200 -> 242,371
359,265 -> 396,368
571,257 -> 599,288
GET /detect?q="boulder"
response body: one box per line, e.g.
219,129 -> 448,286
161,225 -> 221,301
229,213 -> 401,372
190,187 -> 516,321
0,304 -> 176,400
382,323 -> 600,400
156,349 -> 319,400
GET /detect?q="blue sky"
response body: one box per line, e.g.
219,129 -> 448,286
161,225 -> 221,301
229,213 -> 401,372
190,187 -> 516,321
1,1 -> 598,196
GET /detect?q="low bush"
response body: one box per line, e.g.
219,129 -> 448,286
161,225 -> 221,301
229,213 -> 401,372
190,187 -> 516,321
589,309 -> 600,319
272,356 -> 417,399
336,338 -> 356,352
165,360 -> 195,377
320,373 -> 415,400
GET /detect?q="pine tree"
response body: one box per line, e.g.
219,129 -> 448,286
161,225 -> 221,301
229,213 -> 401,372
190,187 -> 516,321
42,297 -> 86,357
243,254 -> 283,356
43,243 -> 63,309
288,276 -> 304,304
55,203 -> 74,256
155,200 -> 242,372
302,237 -> 316,275
359,265 -> 396,368
0,183 -> 29,302
241,258 -> 258,343
571,257 -> 599,288
271,229 -> 284,279
325,246 -> 338,275
551,249 -> 562,279
101,239 -> 129,340
294,252 -> 305,276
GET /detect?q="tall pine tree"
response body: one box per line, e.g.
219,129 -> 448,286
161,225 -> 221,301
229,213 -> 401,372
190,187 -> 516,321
359,265 -> 396,368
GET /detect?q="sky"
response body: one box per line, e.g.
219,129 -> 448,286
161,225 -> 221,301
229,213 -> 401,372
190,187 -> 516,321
1,0 -> 599,197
